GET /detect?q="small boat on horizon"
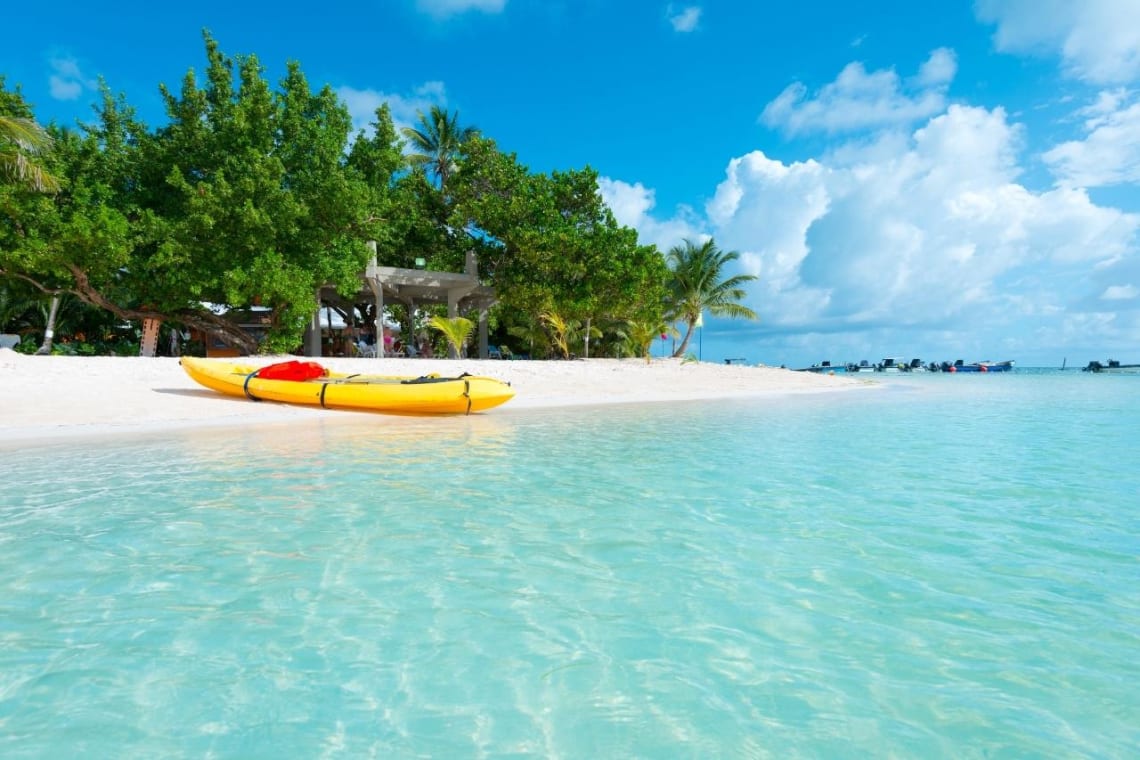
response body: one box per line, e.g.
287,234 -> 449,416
875,357 -> 907,373
943,359 -> 1015,373
794,360 -> 845,373
1083,359 -> 1140,374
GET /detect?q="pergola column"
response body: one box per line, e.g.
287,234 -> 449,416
366,240 -> 385,359
478,308 -> 489,359
304,288 -> 322,357
370,278 -> 385,358
399,297 -> 416,357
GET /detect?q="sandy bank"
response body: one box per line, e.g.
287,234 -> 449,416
0,350 -> 873,444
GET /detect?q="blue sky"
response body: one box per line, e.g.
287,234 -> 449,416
6,0 -> 1140,367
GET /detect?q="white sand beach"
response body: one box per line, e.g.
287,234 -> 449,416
0,349 -> 871,443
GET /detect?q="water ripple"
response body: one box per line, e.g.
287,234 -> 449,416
1,374 -> 1137,757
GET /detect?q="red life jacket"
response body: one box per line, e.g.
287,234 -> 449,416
256,360 -> 328,381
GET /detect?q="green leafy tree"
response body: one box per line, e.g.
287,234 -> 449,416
0,280 -> 41,335
346,102 -> 408,253
3,36 -> 379,354
0,111 -> 137,344
147,36 -> 375,352
666,238 -> 758,358
350,113 -> 457,272
0,83 -> 64,351
448,137 -> 668,339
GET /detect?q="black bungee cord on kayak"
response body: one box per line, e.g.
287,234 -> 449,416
243,369 -> 262,401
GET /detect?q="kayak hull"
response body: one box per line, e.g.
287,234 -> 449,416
180,357 -> 514,415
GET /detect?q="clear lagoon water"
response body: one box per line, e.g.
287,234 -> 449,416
1,371 -> 1137,758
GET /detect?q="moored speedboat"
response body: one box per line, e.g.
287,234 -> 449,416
1083,359 -> 1140,374
943,359 -> 1015,373
795,360 -> 844,373
876,357 -> 905,373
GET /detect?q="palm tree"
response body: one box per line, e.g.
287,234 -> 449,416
625,319 -> 678,364
507,319 -> 550,360
540,311 -> 572,359
666,238 -> 758,358
0,115 -> 60,192
427,314 -> 474,358
401,106 -> 478,193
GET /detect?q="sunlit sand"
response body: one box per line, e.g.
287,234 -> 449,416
0,350 -> 869,443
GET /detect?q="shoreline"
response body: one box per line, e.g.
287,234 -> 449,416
0,350 -> 873,445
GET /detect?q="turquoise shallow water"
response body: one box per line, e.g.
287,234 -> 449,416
1,371 -> 1138,758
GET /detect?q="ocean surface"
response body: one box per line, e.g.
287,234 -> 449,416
2,370 -> 1137,758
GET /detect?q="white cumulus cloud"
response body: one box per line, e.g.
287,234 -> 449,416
1043,89 -> 1140,187
598,177 -> 704,251
916,47 -> 958,87
976,0 -> 1140,84
416,0 -> 506,19
614,101 -> 1140,355
761,49 -> 957,136
723,105 -> 1137,331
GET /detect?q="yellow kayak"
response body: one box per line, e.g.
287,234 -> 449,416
180,357 -> 514,415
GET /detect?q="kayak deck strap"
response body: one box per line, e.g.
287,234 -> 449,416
243,370 -> 261,401
400,374 -> 466,385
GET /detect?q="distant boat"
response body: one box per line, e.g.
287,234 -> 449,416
794,360 -> 845,373
1083,359 -> 1140,374
846,360 -> 876,373
876,357 -> 905,373
942,359 -> 1015,373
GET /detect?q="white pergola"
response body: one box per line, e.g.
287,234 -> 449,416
305,241 -> 497,359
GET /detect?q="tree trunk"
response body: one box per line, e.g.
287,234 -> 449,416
672,319 -> 695,358
63,266 -> 261,354
35,295 -> 60,355
583,317 -> 591,359
139,318 -> 161,357
6,267 -> 262,355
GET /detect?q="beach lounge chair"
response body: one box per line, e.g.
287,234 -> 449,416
499,345 -> 515,360
487,346 -> 503,359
